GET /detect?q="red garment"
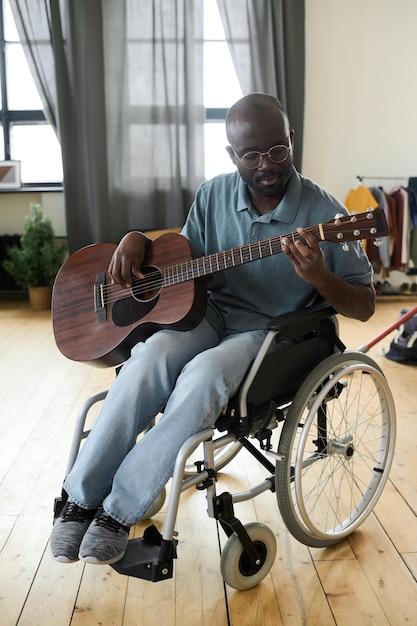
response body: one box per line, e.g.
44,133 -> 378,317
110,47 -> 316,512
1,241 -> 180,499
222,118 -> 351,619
389,189 -> 404,269
384,192 -> 397,258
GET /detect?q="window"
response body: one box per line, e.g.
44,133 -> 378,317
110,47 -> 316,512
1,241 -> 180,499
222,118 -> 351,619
0,0 -> 239,186
0,0 -> 63,185
203,0 -> 242,179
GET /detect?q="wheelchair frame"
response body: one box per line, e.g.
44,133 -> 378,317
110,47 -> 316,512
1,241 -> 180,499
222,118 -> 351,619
54,303 -> 396,591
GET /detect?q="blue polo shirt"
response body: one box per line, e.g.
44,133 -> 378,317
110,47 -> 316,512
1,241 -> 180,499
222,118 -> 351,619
181,167 -> 373,336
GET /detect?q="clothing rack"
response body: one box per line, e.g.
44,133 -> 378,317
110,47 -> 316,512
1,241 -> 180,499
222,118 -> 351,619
357,175 -> 409,183
353,175 -> 417,283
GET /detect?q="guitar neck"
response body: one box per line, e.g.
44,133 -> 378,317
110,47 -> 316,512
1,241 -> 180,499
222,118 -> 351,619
162,226 -> 320,287
160,208 -> 388,288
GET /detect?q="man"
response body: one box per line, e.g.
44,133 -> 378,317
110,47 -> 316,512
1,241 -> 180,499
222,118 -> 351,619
50,93 -> 375,565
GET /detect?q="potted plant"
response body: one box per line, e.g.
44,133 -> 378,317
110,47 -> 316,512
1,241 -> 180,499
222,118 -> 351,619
3,202 -> 66,310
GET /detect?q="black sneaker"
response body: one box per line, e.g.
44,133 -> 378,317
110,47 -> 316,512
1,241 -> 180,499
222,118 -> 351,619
50,501 -> 97,563
78,507 -> 130,565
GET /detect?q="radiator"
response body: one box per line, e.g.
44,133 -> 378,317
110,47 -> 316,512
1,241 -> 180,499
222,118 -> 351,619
0,234 -> 22,290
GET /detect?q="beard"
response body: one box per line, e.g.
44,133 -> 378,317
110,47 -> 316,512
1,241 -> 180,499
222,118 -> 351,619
249,163 -> 293,198
238,155 -> 294,201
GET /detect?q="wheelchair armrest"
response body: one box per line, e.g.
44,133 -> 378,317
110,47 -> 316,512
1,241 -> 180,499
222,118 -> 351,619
266,302 -> 336,341
219,302 -> 343,435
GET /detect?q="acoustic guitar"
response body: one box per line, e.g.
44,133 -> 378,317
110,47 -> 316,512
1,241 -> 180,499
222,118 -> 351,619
52,209 -> 388,367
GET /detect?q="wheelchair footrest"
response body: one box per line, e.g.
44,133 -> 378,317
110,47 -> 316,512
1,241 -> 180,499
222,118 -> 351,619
53,488 -> 69,522
111,524 -> 177,582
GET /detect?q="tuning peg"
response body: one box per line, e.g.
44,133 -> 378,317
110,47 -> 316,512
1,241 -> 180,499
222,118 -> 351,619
341,242 -> 349,252
372,238 -> 383,247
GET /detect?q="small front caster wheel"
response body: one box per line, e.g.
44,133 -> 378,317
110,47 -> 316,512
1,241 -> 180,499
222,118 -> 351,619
140,487 -> 166,520
220,522 -> 277,590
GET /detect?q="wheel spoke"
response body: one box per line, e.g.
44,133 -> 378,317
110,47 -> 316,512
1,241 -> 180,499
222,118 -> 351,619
276,352 -> 396,547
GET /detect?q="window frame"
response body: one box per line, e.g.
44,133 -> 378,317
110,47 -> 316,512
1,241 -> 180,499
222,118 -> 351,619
0,0 -> 236,187
206,108 -> 228,120
0,0 -> 62,189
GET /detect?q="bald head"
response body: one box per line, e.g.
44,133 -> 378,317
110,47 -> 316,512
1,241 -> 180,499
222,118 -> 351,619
224,93 -> 294,208
225,93 -> 289,144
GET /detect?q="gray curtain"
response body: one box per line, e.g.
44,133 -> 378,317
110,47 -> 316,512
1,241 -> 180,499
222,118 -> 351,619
10,0 -> 205,252
216,0 -> 305,172
8,0 -> 58,131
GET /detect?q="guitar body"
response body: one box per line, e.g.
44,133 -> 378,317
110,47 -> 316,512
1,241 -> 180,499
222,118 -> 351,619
52,209 -> 389,367
52,233 -> 207,367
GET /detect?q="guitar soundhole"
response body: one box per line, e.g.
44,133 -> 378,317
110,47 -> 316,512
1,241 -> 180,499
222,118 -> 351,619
131,265 -> 162,302
112,265 -> 162,328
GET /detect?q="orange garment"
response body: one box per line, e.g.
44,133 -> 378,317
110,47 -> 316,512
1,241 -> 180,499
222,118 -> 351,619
344,185 -> 379,213
344,185 -> 379,251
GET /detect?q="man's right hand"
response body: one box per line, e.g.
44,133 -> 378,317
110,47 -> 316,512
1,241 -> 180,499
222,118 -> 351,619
107,231 -> 151,287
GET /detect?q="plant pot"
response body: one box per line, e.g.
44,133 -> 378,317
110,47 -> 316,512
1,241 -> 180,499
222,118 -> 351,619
29,285 -> 52,311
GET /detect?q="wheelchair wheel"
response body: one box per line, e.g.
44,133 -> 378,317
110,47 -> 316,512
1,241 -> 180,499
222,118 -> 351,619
183,440 -> 242,475
276,351 -> 396,547
220,522 -> 277,590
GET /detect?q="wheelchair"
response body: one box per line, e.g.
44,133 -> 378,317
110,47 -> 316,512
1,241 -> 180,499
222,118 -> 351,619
54,302 -> 396,591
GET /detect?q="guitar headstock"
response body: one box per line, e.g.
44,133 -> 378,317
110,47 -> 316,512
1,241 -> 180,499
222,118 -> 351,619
322,208 -> 389,244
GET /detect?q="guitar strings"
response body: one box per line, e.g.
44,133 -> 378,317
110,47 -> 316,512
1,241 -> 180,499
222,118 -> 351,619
91,217 -> 375,306
55,215 -> 377,317
98,228 -> 316,305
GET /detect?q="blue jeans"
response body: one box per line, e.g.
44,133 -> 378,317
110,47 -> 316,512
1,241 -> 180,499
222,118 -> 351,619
64,319 -> 267,526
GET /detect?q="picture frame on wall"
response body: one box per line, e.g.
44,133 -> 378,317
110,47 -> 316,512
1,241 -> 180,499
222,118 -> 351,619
0,161 -> 21,189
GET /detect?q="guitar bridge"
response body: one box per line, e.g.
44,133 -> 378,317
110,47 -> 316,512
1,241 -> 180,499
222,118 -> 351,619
94,272 -> 107,322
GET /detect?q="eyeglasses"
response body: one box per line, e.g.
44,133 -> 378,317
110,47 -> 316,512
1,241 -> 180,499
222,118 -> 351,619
231,141 -> 291,169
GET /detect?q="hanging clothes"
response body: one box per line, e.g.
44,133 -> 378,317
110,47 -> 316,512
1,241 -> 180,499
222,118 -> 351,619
384,192 -> 397,257
344,185 -> 379,214
410,227 -> 417,270
369,187 -> 390,273
344,185 -> 379,253
346,177 -> 417,277
400,188 -> 411,266
389,188 -> 404,270
407,185 -> 417,226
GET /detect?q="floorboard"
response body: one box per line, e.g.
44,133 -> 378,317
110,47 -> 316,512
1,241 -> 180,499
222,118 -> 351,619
1,297 -> 416,625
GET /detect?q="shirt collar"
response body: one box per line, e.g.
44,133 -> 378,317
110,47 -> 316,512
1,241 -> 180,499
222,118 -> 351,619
237,166 -> 302,223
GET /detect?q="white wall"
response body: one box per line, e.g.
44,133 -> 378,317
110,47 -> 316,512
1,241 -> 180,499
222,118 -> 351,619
302,0 -> 417,204
2,2 -> 416,237
0,191 -> 65,237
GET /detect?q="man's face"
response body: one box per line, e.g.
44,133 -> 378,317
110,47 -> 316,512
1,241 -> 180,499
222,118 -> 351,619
226,108 -> 294,202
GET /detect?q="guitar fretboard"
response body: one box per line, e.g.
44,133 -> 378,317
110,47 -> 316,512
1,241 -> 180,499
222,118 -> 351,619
157,208 -> 388,288
162,227 -> 321,287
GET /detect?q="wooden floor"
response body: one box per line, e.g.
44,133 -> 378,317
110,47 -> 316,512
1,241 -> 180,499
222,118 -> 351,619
1,297 -> 417,626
